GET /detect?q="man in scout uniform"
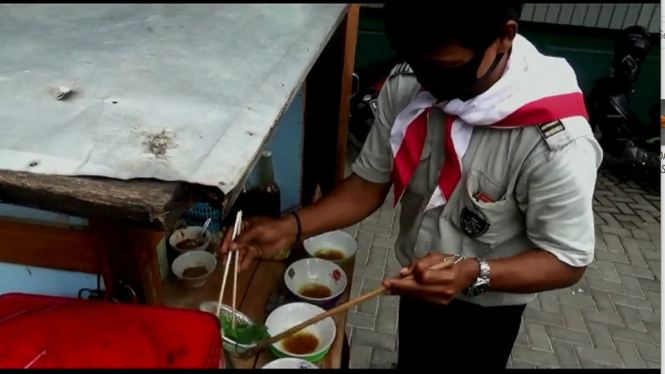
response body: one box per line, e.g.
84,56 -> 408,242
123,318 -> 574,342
221,2 -> 602,368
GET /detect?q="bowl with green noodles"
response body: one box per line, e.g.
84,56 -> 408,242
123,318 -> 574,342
199,301 -> 268,356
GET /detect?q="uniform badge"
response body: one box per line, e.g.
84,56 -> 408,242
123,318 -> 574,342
459,206 -> 490,237
368,99 -> 378,116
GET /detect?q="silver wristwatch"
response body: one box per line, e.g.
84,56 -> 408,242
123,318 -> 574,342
463,258 -> 490,297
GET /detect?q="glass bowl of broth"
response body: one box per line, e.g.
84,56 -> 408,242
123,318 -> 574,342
199,301 -> 260,356
303,230 -> 357,266
284,258 -> 347,309
264,302 -> 336,363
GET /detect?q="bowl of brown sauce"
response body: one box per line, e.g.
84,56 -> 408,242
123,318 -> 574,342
303,230 -> 357,266
264,302 -> 336,362
169,226 -> 213,255
172,251 -> 217,288
284,258 -> 347,309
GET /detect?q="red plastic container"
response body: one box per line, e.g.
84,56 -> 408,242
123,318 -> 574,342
0,293 -> 224,368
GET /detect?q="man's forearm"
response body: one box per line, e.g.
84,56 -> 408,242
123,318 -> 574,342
293,173 -> 391,239
461,249 -> 587,294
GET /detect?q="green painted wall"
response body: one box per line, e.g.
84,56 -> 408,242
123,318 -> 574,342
355,12 -> 660,125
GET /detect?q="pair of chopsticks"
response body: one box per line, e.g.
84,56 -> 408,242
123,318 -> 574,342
240,255 -> 459,358
216,210 -> 243,328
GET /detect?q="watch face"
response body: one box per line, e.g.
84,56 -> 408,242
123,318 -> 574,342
465,280 -> 489,297
475,282 -> 489,295
464,259 -> 490,298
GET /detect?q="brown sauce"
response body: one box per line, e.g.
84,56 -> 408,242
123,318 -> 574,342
298,283 -> 332,299
281,331 -> 319,355
242,188 -> 281,218
176,238 -> 203,250
182,266 -> 208,278
314,248 -> 345,261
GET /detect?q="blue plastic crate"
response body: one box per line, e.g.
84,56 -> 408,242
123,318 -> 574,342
182,201 -> 222,233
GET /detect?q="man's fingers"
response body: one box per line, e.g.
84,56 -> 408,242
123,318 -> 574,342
230,225 -> 261,250
412,256 -> 442,283
399,254 -> 447,278
221,221 -> 250,254
413,253 -> 456,283
383,277 -> 440,295
239,251 -> 254,271
219,226 -> 234,256
399,258 -> 422,277
414,253 -> 447,273
239,244 -> 260,270
221,246 -> 253,272
419,268 -> 455,285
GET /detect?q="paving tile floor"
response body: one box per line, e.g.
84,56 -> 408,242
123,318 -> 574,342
343,148 -> 661,368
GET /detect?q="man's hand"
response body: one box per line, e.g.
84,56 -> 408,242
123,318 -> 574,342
218,215 -> 297,271
382,252 -> 480,304
217,175 -> 390,272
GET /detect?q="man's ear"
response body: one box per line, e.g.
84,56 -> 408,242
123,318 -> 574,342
498,21 -> 518,53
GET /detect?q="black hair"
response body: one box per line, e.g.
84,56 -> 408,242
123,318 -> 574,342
383,3 -> 524,57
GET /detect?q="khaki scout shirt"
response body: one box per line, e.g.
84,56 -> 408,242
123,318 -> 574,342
352,65 -> 603,306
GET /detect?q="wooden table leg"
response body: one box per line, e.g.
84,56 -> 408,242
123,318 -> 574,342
302,4 -> 360,203
334,4 -> 360,186
88,219 -> 165,305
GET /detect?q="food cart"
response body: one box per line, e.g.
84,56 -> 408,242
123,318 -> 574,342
0,4 -> 359,368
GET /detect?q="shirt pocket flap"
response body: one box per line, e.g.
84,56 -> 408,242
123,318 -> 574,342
455,171 -> 523,248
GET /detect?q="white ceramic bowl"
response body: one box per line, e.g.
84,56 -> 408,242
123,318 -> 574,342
264,302 -> 336,362
303,230 -> 357,265
169,226 -> 213,255
262,358 -> 319,369
284,258 -> 347,308
172,251 -> 217,288
199,301 -> 258,355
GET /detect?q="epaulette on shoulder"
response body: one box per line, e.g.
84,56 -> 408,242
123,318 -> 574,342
535,119 -> 573,151
536,120 -> 565,140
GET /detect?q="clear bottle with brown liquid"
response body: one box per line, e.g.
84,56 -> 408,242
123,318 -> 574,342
244,151 -> 281,217
243,151 -> 291,261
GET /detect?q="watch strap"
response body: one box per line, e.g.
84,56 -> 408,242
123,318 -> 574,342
464,258 -> 490,297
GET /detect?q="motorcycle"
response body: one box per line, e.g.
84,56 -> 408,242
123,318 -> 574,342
585,25 -> 660,179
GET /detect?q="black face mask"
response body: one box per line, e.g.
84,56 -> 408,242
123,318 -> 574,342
408,49 -> 505,102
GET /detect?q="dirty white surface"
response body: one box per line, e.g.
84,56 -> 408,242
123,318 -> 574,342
0,4 -> 347,193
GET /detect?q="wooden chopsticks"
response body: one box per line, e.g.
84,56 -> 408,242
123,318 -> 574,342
216,210 -> 243,328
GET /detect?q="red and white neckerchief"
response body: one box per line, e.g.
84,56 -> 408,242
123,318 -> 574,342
389,35 -> 589,210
